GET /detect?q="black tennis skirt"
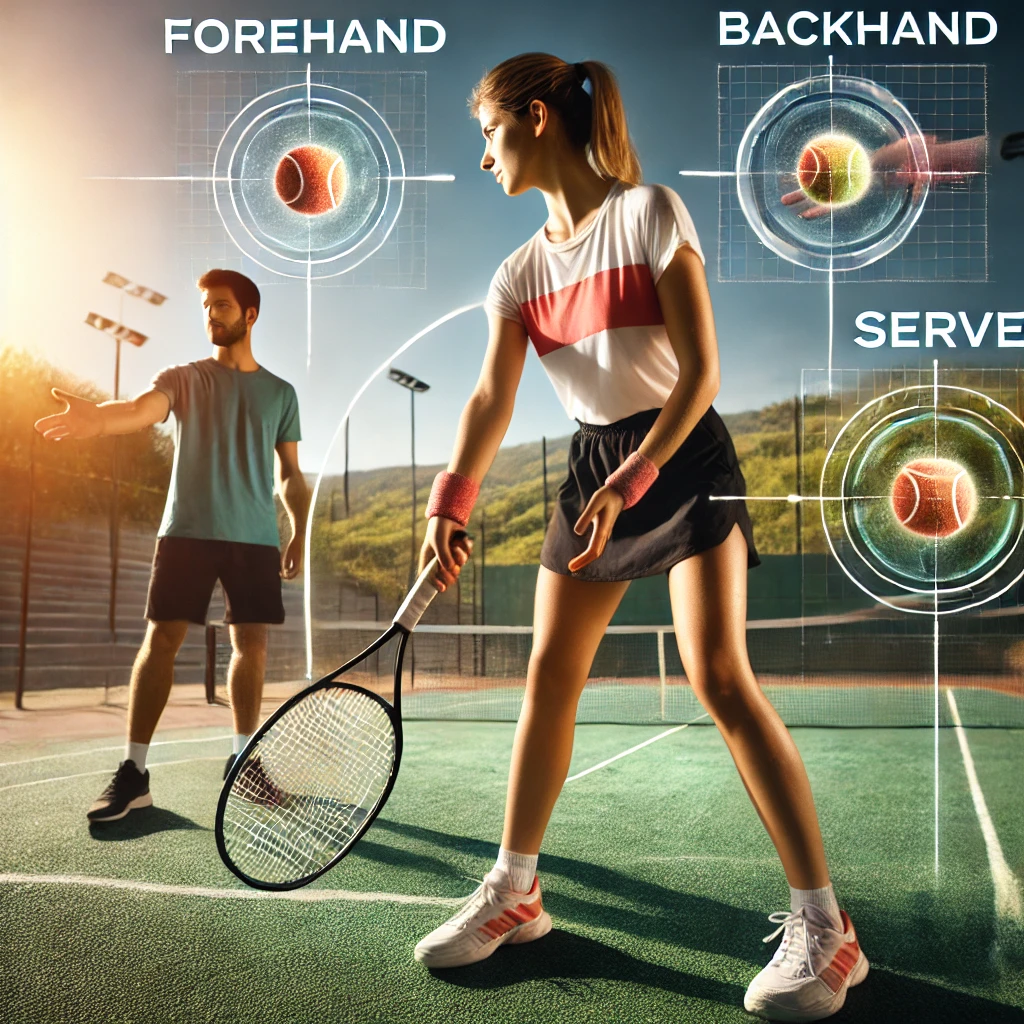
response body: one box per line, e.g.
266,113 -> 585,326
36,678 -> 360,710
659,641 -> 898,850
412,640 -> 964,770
540,406 -> 761,582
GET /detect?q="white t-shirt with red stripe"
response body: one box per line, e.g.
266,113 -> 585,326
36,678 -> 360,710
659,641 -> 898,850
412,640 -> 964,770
485,181 -> 705,425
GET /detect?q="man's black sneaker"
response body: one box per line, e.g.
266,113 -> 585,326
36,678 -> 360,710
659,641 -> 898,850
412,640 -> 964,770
223,753 -> 236,781
234,755 -> 285,806
86,760 -> 152,822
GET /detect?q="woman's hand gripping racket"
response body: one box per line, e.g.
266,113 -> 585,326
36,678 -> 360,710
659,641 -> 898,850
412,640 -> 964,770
215,534 -> 468,890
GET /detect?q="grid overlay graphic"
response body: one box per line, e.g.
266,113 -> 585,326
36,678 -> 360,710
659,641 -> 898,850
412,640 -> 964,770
799,365 -> 1023,614
177,70 -> 427,288
718,64 -> 988,283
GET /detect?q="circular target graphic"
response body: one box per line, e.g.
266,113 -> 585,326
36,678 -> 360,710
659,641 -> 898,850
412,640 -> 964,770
736,75 -> 930,272
212,84 -> 405,279
820,385 -> 1024,614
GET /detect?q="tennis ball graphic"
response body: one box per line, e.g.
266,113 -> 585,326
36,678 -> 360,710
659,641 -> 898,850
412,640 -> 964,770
797,134 -> 871,206
891,458 -> 976,538
275,145 -> 346,215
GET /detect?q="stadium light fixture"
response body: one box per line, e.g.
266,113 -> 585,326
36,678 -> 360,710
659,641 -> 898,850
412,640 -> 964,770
87,273 -> 166,639
388,368 -> 431,584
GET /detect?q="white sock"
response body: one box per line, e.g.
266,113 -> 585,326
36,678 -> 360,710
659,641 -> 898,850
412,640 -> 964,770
126,742 -> 149,773
232,734 -> 250,755
790,884 -> 842,929
494,847 -> 538,894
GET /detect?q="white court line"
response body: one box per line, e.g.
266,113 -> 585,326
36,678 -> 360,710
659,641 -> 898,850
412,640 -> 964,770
946,690 -> 1024,923
0,734 -> 233,769
565,715 -> 709,783
0,872 -> 463,907
0,756 -> 224,793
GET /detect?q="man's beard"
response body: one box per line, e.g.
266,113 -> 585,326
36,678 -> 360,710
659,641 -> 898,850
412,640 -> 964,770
209,314 -> 247,347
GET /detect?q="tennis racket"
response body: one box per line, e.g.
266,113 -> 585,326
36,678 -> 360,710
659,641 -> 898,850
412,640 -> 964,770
215,543 -> 460,890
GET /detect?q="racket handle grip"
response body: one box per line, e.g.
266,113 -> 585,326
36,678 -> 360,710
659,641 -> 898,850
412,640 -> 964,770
393,556 -> 442,631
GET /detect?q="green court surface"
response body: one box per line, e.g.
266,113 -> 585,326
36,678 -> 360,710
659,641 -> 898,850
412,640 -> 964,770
1,715 -> 1023,1024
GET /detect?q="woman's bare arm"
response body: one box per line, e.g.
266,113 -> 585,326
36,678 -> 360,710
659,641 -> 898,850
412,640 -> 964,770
420,312 -> 529,586
447,313 -> 530,480
637,244 -> 721,467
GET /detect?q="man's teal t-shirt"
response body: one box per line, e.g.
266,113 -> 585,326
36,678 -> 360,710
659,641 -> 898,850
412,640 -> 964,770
151,359 -> 301,548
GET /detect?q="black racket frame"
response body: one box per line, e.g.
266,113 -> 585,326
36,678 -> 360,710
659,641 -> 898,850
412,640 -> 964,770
214,621 -> 411,891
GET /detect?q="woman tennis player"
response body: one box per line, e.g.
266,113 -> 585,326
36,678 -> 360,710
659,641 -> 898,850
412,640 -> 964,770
414,53 -> 868,1021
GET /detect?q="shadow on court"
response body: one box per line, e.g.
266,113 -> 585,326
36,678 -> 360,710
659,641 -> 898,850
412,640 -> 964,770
88,807 -> 208,841
838,969 -> 1024,1024
371,819 -> 1020,1002
430,927 -> 745,1007
371,818 -> 769,962
428,928 -> 1021,1023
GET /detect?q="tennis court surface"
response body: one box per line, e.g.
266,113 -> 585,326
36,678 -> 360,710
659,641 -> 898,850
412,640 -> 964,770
2,704 -> 1023,1023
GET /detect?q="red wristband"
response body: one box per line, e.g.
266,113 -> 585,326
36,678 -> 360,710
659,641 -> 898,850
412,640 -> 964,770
605,452 -> 659,509
425,471 -> 480,527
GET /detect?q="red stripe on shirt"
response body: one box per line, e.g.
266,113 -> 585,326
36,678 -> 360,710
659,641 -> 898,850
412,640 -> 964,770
519,264 -> 663,358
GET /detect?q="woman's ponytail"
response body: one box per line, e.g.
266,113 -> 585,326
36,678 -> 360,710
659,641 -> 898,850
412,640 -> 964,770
576,60 -> 642,186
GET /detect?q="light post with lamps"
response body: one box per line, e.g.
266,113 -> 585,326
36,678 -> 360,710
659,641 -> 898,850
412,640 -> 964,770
387,368 -> 430,586
86,272 -> 166,639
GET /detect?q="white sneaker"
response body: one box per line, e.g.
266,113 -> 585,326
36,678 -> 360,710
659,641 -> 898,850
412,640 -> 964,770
743,904 -> 869,1021
414,869 -> 552,968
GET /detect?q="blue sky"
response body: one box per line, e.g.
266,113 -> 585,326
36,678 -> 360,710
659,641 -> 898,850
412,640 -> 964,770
2,0 -> 1023,477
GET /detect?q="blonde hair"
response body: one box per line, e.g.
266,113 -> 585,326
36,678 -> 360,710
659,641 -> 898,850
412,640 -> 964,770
469,52 -> 642,186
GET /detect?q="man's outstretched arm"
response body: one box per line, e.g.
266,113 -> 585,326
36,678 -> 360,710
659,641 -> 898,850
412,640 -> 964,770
34,387 -> 170,441
275,440 -> 309,580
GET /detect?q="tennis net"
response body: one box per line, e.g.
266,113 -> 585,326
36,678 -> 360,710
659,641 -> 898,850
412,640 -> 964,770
302,609 -> 1024,728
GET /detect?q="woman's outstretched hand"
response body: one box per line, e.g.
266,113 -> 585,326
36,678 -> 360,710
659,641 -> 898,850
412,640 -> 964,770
569,485 -> 624,573
419,517 -> 474,592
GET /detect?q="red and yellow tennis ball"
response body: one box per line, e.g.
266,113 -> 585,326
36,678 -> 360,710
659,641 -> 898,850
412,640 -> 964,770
274,145 -> 346,215
890,458 -> 976,538
797,134 -> 871,206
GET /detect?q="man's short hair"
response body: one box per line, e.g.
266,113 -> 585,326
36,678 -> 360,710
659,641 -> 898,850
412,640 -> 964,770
197,269 -> 261,317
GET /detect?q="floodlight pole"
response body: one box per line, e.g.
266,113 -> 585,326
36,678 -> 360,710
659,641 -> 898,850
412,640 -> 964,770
109,290 -> 124,640
387,369 -> 430,588
95,273 -> 166,642
542,436 -> 549,526
344,418 -> 350,518
410,387 -> 417,581
15,433 -> 37,710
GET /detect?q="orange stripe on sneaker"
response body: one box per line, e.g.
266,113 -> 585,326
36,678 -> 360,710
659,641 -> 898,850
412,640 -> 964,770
819,940 -> 861,993
476,899 -> 541,942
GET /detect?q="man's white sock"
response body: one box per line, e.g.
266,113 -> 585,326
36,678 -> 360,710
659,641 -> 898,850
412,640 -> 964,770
495,847 -> 538,894
790,884 -> 842,929
126,742 -> 149,773
232,734 -> 250,755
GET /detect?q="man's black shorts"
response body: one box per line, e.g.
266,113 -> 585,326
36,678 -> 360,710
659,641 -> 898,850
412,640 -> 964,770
145,537 -> 285,625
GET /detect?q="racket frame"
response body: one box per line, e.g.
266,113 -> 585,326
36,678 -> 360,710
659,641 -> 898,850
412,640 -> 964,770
214,621 -> 411,891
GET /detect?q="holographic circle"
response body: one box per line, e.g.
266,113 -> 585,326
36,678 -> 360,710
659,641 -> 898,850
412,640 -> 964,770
820,385 -> 1024,615
736,75 -> 929,272
212,83 -> 405,279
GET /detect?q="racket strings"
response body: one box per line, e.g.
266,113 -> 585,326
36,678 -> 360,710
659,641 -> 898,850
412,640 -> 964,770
221,685 -> 397,885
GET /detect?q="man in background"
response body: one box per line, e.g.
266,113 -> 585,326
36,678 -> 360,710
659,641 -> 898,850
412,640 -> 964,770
35,269 -> 308,822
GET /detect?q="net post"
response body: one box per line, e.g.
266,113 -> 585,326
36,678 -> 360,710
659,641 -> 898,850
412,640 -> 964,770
657,629 -> 667,720
205,623 -> 217,704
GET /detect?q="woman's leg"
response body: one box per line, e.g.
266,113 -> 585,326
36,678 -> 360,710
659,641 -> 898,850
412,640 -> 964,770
501,567 -> 631,854
414,567 -> 629,967
667,524 -> 830,889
